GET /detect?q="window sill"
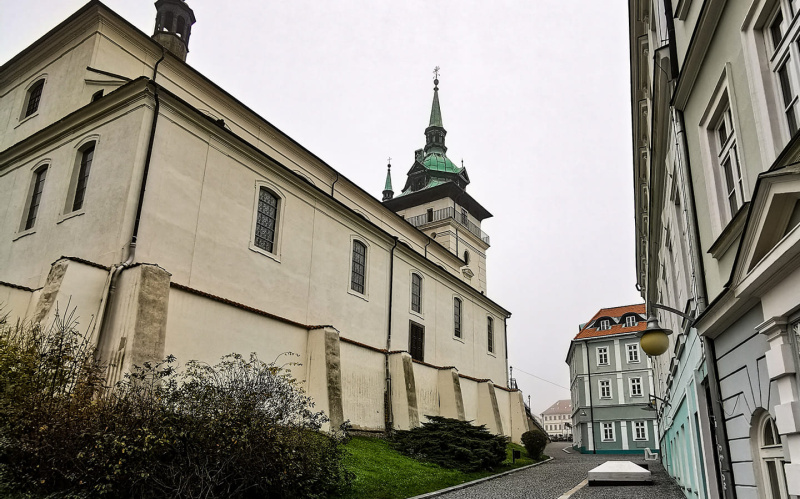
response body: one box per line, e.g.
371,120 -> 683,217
453,335 -> 464,343
487,350 -> 496,357
708,202 -> 749,259
57,209 -> 85,224
15,112 -> 39,128
12,228 -> 36,241
347,289 -> 369,302
410,310 -> 424,320
248,244 -> 281,263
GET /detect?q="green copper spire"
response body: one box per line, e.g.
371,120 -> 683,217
429,80 -> 443,127
382,160 -> 394,201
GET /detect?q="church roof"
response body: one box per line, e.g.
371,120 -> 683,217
423,152 -> 461,174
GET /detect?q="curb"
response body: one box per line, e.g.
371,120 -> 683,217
408,457 -> 555,499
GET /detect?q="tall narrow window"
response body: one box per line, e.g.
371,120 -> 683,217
351,240 -> 366,294
634,421 -> 647,441
453,298 -> 462,338
599,380 -> 611,399
411,273 -> 422,313
487,316 -> 494,353
602,422 -> 615,441
426,208 -> 433,223
24,166 -> 48,230
756,413 -> 789,499
597,346 -> 609,365
627,343 -> 640,363
409,322 -> 424,361
24,80 -> 44,118
777,61 -> 799,135
72,145 -> 94,211
630,377 -> 643,397
461,208 -> 468,225
716,106 -> 744,218
254,188 -> 278,253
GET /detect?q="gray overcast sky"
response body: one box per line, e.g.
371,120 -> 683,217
0,0 -> 642,415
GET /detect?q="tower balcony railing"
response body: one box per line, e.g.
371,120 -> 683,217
406,207 -> 490,245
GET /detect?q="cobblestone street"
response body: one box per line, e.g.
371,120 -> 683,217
431,442 -> 685,499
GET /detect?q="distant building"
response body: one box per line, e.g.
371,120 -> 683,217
566,304 -> 658,454
541,400 -> 572,439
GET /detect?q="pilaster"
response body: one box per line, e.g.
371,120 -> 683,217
758,316 -> 800,495
389,352 -> 419,430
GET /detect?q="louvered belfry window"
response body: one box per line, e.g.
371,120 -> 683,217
254,188 -> 278,252
351,240 -> 366,294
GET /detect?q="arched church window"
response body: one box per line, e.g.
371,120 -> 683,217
177,16 -> 185,38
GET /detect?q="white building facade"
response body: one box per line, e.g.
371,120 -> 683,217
541,399 -> 573,439
630,1 -> 800,497
0,1 -> 532,442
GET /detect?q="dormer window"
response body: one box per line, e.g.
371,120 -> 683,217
599,319 -> 611,331
625,315 -> 638,328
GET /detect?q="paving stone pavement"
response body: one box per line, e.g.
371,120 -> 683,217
431,442 -> 686,499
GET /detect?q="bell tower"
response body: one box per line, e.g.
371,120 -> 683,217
152,0 -> 196,61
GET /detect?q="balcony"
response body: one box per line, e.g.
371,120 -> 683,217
406,207 -> 490,245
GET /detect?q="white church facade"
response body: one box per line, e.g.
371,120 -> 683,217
0,0 -> 531,441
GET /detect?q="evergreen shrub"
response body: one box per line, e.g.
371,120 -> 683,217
521,429 -> 548,460
390,416 -> 507,472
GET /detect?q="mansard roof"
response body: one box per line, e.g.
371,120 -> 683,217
573,303 -> 646,340
542,399 -> 572,415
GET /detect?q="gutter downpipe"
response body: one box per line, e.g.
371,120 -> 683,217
331,171 -> 339,197
94,48 -> 166,356
384,237 -> 398,432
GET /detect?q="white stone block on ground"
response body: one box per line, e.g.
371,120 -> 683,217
588,460 -> 653,485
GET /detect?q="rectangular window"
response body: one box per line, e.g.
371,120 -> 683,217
602,422 -> 615,442
630,377 -> 643,397
778,60 -> 799,135
634,421 -> 647,441
254,187 -> 278,253
461,208 -> 468,225
426,208 -> 433,223
409,321 -> 424,362
487,316 -> 494,353
72,145 -> 94,211
351,240 -> 366,294
599,380 -> 611,399
627,344 -> 640,363
411,273 -> 422,313
597,346 -> 609,366
599,319 -> 611,330
24,166 -> 48,230
453,297 -> 462,338
625,315 -> 638,328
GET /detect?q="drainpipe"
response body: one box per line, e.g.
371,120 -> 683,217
331,171 -> 340,197
424,236 -> 432,258
384,237 -> 398,431
95,48 -> 165,358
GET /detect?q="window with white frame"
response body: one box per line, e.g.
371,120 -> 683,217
625,315 -> 638,328
599,380 -> 611,399
714,103 -> 745,219
767,2 -> 800,139
630,377 -> 643,397
699,67 -> 750,234
627,343 -> 640,363
602,422 -> 615,442
597,346 -> 609,366
599,319 -> 611,330
634,421 -> 648,441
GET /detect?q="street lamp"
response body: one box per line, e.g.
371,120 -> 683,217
640,314 -> 673,356
639,303 -> 695,357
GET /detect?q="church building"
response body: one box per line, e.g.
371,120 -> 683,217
0,0 -> 531,441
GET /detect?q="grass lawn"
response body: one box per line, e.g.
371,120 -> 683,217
336,437 -> 546,499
